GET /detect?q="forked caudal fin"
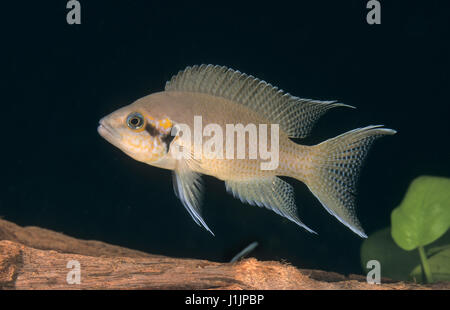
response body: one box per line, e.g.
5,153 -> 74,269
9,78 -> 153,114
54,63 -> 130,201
303,125 -> 396,238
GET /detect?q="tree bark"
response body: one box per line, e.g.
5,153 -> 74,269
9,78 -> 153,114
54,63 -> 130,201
0,218 -> 448,290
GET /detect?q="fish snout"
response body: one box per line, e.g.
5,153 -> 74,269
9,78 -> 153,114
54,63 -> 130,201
97,118 -> 121,141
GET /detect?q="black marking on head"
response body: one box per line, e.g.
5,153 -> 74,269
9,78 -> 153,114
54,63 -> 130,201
161,130 -> 176,152
145,123 -> 176,153
145,123 -> 159,137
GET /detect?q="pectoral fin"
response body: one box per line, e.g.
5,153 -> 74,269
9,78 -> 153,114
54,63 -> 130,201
225,177 -> 316,234
172,160 -> 214,235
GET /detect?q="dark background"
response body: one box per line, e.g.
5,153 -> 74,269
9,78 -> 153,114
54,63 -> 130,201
2,0 -> 449,275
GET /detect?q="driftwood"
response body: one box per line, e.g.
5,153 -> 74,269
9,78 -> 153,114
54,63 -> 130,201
0,218 -> 448,290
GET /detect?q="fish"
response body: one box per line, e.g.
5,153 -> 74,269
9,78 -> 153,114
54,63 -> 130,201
98,64 -> 396,238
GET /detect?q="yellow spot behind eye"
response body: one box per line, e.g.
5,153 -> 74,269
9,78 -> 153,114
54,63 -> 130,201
158,118 -> 172,130
140,113 -> 173,135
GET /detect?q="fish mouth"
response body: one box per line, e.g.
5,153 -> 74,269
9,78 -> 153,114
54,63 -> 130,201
97,119 -> 121,142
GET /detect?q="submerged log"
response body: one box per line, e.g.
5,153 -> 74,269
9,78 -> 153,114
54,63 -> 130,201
0,218 -> 448,290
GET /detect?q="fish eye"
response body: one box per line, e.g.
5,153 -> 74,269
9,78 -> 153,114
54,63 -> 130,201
126,112 -> 145,130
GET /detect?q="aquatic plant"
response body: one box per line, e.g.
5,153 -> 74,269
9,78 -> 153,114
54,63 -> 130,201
361,176 -> 450,283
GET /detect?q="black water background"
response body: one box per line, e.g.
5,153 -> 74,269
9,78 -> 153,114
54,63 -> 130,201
2,0 -> 449,275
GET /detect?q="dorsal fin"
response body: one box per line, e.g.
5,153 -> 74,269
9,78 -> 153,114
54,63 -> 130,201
165,64 -> 354,138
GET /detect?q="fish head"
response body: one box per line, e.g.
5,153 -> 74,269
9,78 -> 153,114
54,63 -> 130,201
98,104 -> 175,165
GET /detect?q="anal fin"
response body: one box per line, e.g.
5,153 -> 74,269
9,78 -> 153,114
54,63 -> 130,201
225,177 -> 316,234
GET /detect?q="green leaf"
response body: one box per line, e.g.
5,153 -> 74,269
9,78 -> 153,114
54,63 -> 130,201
391,176 -> 450,251
410,248 -> 450,283
426,244 -> 450,257
361,227 -> 421,281
361,228 -> 450,282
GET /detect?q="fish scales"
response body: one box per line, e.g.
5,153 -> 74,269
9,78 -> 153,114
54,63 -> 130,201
132,91 -> 305,181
